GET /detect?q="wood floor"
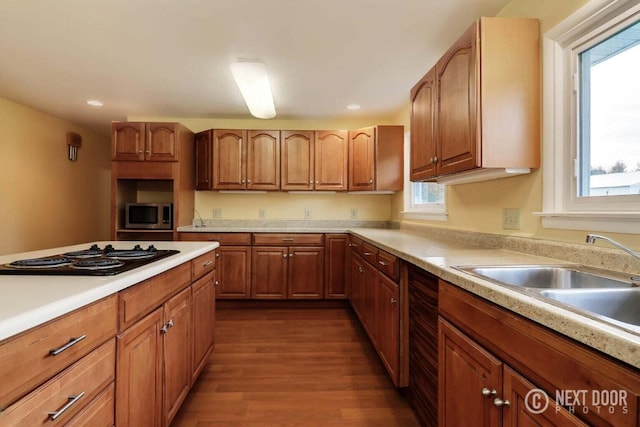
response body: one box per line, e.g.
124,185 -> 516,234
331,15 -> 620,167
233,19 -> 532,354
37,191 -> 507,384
172,307 -> 420,426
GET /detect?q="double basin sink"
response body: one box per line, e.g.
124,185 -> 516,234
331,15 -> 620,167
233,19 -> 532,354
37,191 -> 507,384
454,265 -> 640,334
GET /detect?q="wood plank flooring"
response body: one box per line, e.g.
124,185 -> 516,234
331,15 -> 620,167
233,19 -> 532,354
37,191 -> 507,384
172,307 -> 420,426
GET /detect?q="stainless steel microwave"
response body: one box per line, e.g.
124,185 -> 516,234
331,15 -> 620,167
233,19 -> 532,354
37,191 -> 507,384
125,203 -> 172,229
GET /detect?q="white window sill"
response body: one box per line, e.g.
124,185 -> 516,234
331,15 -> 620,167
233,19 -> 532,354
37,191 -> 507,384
534,211 -> 640,233
401,211 -> 448,222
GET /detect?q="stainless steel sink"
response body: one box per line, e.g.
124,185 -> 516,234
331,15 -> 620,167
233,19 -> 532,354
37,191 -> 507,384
454,265 -> 634,289
540,288 -> 640,333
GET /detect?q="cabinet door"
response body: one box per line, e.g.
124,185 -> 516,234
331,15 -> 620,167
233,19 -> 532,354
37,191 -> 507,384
361,260 -> 379,347
195,130 -> 212,190
163,287 -> 192,426
282,130 -> 314,191
216,246 -> 251,299
288,246 -> 324,299
213,129 -> 246,190
410,67 -> 437,180
439,318 -> 502,427
112,122 -> 146,161
377,273 -> 400,385
325,234 -> 348,299
192,272 -> 215,382
503,367 -> 588,427
252,246 -> 287,299
315,130 -> 348,191
348,127 -> 376,191
146,123 -> 178,162
247,130 -> 280,190
436,22 -> 480,176
116,308 -> 163,427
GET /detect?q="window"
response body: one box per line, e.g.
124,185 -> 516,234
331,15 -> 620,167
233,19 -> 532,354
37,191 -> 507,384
402,132 -> 447,220
540,0 -> 640,233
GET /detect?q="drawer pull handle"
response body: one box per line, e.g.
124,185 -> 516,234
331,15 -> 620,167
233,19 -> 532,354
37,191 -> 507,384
49,335 -> 86,356
281,238 -> 294,242
203,260 -> 213,267
363,252 -> 373,256
378,261 -> 388,266
48,392 -> 85,421
348,243 -> 357,247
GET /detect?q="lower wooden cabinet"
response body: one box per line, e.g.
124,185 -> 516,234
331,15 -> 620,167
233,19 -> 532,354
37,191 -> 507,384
116,250 -> 217,427
377,273 -> 400,382
324,234 -> 348,299
217,246 -> 251,299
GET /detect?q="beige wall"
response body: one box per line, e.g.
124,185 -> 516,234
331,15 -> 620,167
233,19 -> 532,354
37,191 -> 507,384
0,98 -> 111,255
129,115 -> 403,223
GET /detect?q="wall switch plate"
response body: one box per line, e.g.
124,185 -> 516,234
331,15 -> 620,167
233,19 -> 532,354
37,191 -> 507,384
259,208 -> 266,219
212,208 -> 222,218
304,207 -> 312,219
350,208 -> 358,219
502,208 -> 520,230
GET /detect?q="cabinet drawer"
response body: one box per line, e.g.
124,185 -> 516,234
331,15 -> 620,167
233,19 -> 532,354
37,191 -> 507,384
0,295 -> 117,410
192,250 -> 216,280
119,262 -> 191,331
65,382 -> 115,427
377,250 -> 400,282
348,236 -> 363,255
179,232 -> 251,245
361,241 -> 378,265
252,233 -> 324,245
1,340 -> 115,425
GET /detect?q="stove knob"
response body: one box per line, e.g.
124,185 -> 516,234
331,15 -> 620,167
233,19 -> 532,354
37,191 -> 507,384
133,244 -> 143,251
147,245 -> 157,252
90,244 -> 100,251
104,244 -> 114,252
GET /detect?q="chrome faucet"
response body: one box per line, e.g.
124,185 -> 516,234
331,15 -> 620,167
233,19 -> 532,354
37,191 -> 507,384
586,234 -> 640,260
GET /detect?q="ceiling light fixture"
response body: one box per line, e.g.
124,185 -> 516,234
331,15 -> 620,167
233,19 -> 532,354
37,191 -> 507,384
86,99 -> 103,107
230,60 -> 276,119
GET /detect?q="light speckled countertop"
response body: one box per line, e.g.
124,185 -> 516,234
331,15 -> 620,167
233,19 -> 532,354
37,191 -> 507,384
179,223 -> 640,369
0,241 -> 218,342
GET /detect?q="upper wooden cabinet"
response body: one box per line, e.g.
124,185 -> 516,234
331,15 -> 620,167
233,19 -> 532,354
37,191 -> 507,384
112,122 -> 186,162
211,129 -> 280,191
348,125 -> 404,191
410,68 -> 437,181
281,130 -> 349,191
410,17 -> 540,183
195,130 -> 212,190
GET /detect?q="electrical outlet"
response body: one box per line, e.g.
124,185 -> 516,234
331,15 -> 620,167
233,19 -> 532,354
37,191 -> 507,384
350,208 -> 358,219
502,208 -> 520,230
212,208 -> 222,218
304,207 -> 312,219
259,208 -> 266,219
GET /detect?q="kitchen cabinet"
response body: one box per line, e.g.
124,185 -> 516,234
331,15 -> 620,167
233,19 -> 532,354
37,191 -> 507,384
192,271 -> 216,382
252,233 -> 324,299
211,129 -> 280,190
180,232 -> 252,299
439,318 -> 587,427
410,67 -> 437,181
410,17 -> 540,183
348,237 -> 405,386
407,265 -> 438,427
315,130 -> 348,191
112,122 -> 187,162
439,280 -> 640,427
116,250 -> 217,426
348,125 -> 404,191
110,121 -> 195,241
324,233 -> 348,299
281,130 -> 314,191
195,130 -> 212,190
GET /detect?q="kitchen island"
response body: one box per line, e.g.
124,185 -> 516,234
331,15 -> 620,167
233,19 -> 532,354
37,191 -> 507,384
0,240 -> 218,426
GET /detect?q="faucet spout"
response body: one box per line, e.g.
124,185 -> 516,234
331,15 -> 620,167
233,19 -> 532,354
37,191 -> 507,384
585,234 -> 640,260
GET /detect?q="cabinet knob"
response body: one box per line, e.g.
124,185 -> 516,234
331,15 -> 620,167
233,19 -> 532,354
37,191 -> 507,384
215,253 -> 220,258
315,181 -> 319,184
431,156 -> 438,164
247,179 -> 252,184
214,280 -> 219,287
493,398 -> 511,408
481,388 -> 497,398
368,179 -> 373,184
390,298 -> 397,304
283,254 -> 288,258
358,266 -> 364,273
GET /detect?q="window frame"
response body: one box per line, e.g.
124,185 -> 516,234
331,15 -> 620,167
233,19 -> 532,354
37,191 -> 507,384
402,131 -> 447,221
538,0 -> 640,233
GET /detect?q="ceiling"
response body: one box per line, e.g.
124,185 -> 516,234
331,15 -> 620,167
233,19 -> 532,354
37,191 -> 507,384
0,0 -> 510,135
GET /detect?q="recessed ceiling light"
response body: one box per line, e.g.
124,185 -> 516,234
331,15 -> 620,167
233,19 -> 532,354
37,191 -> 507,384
86,99 -> 104,107
347,104 -> 361,110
